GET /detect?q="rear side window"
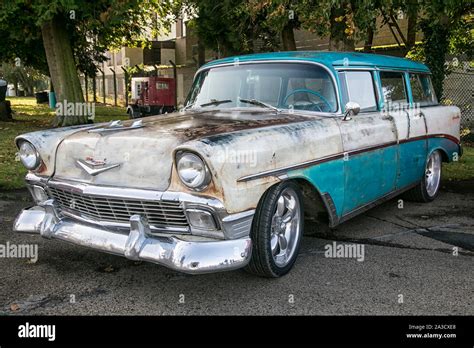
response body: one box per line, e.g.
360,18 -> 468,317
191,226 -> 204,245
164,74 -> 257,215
339,71 -> 378,112
410,73 -> 438,106
380,71 -> 408,106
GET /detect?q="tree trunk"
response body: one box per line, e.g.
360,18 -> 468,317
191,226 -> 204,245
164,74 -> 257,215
363,27 -> 374,52
41,14 -> 86,127
406,1 -> 419,52
197,39 -> 206,67
329,5 -> 355,51
0,101 -> 12,121
421,18 -> 449,100
406,14 -> 417,51
281,23 -> 297,51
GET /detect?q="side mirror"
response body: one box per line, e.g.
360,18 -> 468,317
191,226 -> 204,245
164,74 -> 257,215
343,101 -> 360,121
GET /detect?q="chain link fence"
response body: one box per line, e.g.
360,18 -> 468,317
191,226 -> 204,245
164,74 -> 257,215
442,63 -> 473,129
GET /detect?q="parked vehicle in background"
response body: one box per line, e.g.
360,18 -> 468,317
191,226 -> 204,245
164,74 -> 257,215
126,76 -> 176,118
13,52 -> 461,277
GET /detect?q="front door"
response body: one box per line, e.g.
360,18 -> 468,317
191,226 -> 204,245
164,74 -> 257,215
337,70 -> 398,215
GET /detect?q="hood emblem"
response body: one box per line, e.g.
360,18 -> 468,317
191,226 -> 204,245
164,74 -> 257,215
88,119 -> 144,133
77,157 -> 121,176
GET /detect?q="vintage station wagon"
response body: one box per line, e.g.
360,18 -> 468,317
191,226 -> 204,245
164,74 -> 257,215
14,52 -> 461,277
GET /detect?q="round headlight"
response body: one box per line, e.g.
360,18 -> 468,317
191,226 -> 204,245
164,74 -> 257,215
18,141 -> 41,170
176,152 -> 210,190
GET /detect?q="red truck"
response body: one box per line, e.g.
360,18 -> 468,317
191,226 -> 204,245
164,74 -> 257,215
126,76 -> 176,118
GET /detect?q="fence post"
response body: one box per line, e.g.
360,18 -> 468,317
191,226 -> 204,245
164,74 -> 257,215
92,74 -> 97,103
85,75 -> 88,102
98,68 -> 106,104
169,60 -> 177,109
121,66 -> 129,107
110,68 -> 117,106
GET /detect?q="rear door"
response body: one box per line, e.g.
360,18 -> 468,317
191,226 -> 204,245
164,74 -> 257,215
379,71 -> 427,189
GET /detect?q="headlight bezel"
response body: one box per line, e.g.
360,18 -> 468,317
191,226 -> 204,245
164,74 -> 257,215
176,151 -> 211,191
18,140 -> 42,171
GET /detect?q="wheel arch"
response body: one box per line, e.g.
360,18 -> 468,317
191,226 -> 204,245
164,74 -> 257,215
258,177 -> 338,230
430,146 -> 450,163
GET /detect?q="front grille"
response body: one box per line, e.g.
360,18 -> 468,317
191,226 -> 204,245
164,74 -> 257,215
48,186 -> 189,230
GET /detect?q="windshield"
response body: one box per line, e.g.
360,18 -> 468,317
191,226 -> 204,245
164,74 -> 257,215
186,63 -> 338,113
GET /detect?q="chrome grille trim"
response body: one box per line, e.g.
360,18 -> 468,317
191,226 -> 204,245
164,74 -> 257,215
47,185 -> 190,232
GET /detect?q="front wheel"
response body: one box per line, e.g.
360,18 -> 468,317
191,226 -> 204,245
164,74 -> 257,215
245,181 -> 304,278
404,150 -> 442,202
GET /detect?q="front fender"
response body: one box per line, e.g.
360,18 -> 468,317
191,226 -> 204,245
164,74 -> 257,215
15,124 -> 99,177
174,118 -> 343,214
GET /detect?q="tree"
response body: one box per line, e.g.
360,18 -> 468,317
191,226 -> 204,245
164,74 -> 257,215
181,0 -> 254,58
247,0 -> 300,51
407,1 -> 473,99
296,0 -> 379,52
0,0 -> 173,126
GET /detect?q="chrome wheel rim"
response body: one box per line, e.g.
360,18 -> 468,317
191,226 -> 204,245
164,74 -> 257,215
270,188 -> 301,267
425,151 -> 442,197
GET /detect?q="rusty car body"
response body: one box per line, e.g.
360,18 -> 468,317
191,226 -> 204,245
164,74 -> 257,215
13,52 -> 462,277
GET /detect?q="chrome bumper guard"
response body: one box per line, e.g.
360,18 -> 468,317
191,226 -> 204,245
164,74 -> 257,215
14,200 -> 252,274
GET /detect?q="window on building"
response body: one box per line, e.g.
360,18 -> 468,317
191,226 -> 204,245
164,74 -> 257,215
143,42 -> 161,65
115,52 -> 122,66
105,51 -> 113,67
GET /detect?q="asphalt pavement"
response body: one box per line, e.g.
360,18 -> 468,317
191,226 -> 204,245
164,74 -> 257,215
0,180 -> 472,315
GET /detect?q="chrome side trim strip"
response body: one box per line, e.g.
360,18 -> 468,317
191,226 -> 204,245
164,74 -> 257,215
237,133 -> 460,182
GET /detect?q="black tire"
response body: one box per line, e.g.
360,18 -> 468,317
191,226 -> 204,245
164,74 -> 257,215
403,150 -> 442,203
245,181 -> 304,278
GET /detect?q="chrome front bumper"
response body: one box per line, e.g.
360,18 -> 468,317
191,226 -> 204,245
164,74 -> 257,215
14,200 -> 253,274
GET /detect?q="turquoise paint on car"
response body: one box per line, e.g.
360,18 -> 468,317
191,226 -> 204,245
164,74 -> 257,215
201,51 -> 430,73
287,159 -> 346,217
287,137 -> 459,220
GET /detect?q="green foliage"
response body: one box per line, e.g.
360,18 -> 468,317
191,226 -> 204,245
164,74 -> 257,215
297,0 -> 380,48
406,1 -> 473,99
0,63 -> 49,95
0,1 -> 174,76
183,0 -> 255,56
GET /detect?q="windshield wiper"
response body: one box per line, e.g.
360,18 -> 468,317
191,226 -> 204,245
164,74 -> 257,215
200,99 -> 233,107
238,98 -> 281,112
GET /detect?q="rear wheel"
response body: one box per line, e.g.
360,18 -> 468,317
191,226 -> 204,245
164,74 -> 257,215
404,150 -> 442,202
245,181 -> 304,278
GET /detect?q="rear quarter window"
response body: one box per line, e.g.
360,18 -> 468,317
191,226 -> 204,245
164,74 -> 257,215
410,73 -> 438,106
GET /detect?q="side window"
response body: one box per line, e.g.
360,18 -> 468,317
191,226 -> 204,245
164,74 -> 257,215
410,73 -> 438,106
380,71 -> 408,106
339,71 -> 377,112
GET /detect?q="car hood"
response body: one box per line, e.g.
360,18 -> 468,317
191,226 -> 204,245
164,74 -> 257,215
53,109 -> 314,190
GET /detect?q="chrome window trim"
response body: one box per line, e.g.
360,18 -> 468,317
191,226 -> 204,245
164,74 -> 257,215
192,60 -> 342,114
338,70 -> 379,113
334,66 -> 430,74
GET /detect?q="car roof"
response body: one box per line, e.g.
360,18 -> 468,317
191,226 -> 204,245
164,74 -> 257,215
201,51 -> 430,73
